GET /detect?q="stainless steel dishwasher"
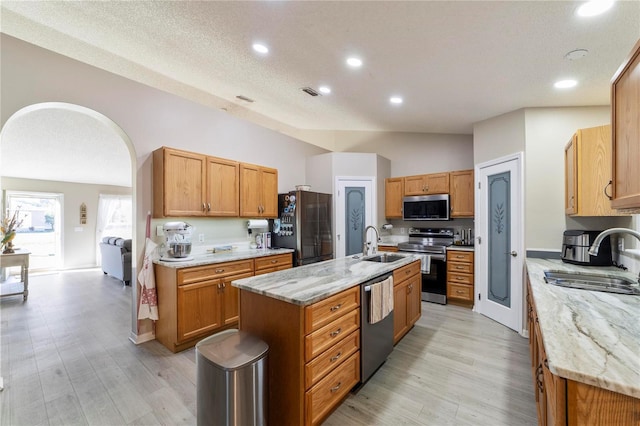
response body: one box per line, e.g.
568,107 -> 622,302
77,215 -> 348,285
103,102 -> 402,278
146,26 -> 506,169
360,272 -> 394,384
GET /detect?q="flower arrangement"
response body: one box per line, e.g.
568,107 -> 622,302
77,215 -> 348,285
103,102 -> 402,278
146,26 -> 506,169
1,208 -> 23,254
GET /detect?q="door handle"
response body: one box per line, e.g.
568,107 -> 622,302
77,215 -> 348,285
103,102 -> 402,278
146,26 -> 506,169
510,251 -> 517,257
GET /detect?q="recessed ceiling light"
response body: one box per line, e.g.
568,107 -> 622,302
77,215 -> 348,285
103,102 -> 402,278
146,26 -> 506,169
252,43 -> 269,54
346,57 -> 363,68
554,79 -> 578,89
390,96 -> 403,105
576,0 -> 614,17
318,86 -> 331,94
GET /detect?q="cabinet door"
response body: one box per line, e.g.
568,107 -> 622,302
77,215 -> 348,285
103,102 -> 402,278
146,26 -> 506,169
221,272 -> 252,326
565,136 -> 577,215
404,175 -> 427,195
425,173 -> 450,194
206,157 -> 239,216
177,279 -> 221,342
240,163 -> 262,217
260,167 -> 278,217
611,39 -> 640,210
450,170 -> 474,217
158,148 -> 207,217
393,280 -> 409,344
385,178 -> 404,218
406,274 -> 421,326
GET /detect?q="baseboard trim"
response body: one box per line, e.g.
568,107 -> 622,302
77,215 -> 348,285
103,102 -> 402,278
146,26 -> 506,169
129,330 -> 155,345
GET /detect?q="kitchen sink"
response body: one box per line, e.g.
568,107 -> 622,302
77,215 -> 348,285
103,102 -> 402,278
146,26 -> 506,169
362,253 -> 406,263
543,270 -> 640,295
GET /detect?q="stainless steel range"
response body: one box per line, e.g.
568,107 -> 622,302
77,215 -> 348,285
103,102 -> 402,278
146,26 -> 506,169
397,228 -> 454,304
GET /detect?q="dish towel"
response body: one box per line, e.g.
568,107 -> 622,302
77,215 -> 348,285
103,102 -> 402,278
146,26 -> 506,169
369,276 -> 394,324
418,254 -> 431,274
138,237 -> 159,321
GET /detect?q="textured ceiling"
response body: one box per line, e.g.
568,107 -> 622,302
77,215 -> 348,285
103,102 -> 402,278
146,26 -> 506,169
1,1 -> 639,187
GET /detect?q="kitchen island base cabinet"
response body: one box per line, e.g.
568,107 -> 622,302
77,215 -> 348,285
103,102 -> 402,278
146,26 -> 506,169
239,286 -> 360,426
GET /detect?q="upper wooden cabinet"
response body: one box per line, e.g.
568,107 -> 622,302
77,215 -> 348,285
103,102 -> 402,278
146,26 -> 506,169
240,163 -> 278,218
611,38 -> 640,211
384,177 -> 404,219
564,125 -> 624,216
153,147 -> 240,218
449,169 -> 474,217
404,172 -> 449,196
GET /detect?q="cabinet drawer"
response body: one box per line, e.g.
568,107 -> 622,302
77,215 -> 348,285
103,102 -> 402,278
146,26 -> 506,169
178,260 -> 254,284
305,330 -> 359,390
448,272 -> 473,285
305,309 -> 359,361
447,261 -> 473,274
447,250 -> 474,263
305,287 -> 359,334
378,245 -> 398,252
393,260 -> 421,285
254,253 -> 292,271
448,283 -> 473,301
305,352 -> 360,426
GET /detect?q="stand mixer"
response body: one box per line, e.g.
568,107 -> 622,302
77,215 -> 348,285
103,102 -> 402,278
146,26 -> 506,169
162,221 -> 193,260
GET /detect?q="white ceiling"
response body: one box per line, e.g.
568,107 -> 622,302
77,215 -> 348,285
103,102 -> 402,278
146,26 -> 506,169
1,1 -> 639,186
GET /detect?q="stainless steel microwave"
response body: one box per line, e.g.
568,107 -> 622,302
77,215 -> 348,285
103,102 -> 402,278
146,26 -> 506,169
403,194 -> 450,221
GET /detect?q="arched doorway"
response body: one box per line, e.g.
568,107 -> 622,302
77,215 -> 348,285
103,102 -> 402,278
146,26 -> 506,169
0,102 -> 138,335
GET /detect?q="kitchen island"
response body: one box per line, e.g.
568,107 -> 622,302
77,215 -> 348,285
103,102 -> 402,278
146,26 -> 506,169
232,253 -> 420,426
526,258 -> 639,425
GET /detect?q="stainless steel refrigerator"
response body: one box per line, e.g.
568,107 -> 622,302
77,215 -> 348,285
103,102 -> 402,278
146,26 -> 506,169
271,191 -> 333,266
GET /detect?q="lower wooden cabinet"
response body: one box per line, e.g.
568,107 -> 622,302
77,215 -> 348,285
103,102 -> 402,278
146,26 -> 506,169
527,277 -> 640,425
254,253 -> 293,275
377,245 -> 399,252
392,260 -> 422,344
155,255 -> 290,353
446,249 -> 474,306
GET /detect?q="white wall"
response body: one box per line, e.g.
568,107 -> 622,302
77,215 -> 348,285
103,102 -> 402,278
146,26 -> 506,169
332,131 -> 473,177
1,177 -> 131,269
473,109 -> 526,165
523,107 -> 632,252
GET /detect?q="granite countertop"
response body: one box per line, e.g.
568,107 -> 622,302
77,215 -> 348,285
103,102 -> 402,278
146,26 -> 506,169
526,258 -> 640,399
232,253 -> 419,306
153,248 -> 294,269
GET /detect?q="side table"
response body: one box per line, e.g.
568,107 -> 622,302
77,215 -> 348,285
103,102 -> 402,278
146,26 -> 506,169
0,249 -> 31,301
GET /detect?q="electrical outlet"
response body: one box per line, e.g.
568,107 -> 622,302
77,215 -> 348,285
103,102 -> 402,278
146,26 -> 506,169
618,238 -> 624,252
156,225 -> 164,236
198,233 -> 205,243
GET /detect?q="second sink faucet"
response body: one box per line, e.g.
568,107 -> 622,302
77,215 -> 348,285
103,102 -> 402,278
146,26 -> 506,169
363,225 -> 380,256
588,228 -> 640,255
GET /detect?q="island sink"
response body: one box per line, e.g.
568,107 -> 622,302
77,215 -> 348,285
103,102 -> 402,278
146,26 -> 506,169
362,253 -> 406,263
543,270 -> 640,295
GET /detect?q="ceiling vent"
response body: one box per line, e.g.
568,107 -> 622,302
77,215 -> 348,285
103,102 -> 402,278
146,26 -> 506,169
235,95 -> 255,103
301,87 -> 321,97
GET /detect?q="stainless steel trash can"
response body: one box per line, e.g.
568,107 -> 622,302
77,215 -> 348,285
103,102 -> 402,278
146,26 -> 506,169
196,329 -> 268,426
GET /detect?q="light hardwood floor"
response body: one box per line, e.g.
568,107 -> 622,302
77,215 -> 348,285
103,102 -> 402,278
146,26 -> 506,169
1,269 -> 536,425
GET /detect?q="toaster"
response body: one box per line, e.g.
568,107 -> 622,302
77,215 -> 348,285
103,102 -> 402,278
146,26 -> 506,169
561,230 -> 612,266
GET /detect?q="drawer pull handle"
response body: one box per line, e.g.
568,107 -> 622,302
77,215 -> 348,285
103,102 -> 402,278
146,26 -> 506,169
457,276 -> 464,280
215,269 -> 224,273
330,304 -> 342,312
330,351 -> 342,362
456,266 -> 465,270
456,255 -> 464,259
330,328 -> 342,337
456,290 -> 464,294
330,382 -> 342,393
405,270 -> 411,275
271,259 -> 277,263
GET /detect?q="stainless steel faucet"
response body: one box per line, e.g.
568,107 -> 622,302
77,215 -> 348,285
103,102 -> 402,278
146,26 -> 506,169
363,225 -> 380,256
588,228 -> 640,255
